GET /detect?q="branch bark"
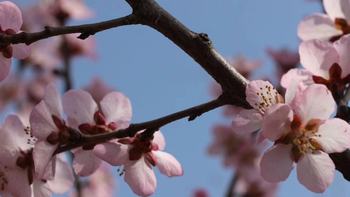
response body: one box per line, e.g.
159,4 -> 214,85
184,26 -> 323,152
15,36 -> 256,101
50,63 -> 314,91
56,95 -> 228,154
0,14 -> 139,45
0,0 -> 250,108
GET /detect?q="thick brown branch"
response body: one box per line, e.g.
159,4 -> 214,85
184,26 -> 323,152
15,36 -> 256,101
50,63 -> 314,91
56,95 -> 228,154
125,0 -> 249,108
0,14 -> 139,45
1,0 -> 250,108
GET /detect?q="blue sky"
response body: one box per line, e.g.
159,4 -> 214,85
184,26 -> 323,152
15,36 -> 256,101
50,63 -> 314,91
12,0 -> 350,196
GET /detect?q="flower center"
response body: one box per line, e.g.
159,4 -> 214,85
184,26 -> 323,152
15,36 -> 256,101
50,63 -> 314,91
119,134 -> 159,165
312,63 -> 350,101
330,18 -> 350,42
278,117 -> 323,162
253,84 -> 282,114
78,111 -> 118,136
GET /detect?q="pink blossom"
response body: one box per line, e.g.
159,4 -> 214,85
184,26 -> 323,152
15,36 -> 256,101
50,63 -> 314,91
0,1 -> 30,81
71,163 -> 115,197
208,124 -> 261,168
32,158 -> 74,197
266,48 -> 299,79
30,83 -> 68,180
298,0 -> 350,41
232,80 -> 282,135
84,78 -> 115,103
63,89 -> 132,176
282,35 -> 350,98
234,158 -> 278,197
260,84 -> 350,192
47,0 -> 94,21
228,55 -> 261,78
298,0 -> 347,41
0,115 -> 35,197
95,131 -> 183,196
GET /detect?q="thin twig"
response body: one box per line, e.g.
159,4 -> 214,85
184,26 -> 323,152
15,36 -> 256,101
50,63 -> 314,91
55,95 -> 228,154
0,14 -> 139,45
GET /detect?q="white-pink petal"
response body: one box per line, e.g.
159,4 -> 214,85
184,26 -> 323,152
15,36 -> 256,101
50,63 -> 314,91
33,141 -> 57,179
100,92 -> 132,129
42,83 -> 63,118
0,115 -> 33,167
93,142 -> 129,166
73,150 -> 101,176
297,152 -> 335,193
124,158 -> 157,197
281,68 -> 314,104
261,104 -> 293,141
153,131 -> 166,151
63,90 -> 98,129
245,80 -> 277,112
298,14 -> 341,41
30,101 -> 57,140
0,1 -> 22,32
333,34 -> 350,77
315,118 -> 350,153
46,158 -> 74,194
12,43 -> 30,59
232,109 -> 263,133
153,151 -> 183,177
291,84 -> 336,123
0,55 -> 11,81
323,0 -> 350,21
299,40 -> 339,79
260,144 -> 294,182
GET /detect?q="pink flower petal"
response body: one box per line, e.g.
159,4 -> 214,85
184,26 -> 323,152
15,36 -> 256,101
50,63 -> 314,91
0,56 -> 11,81
42,83 -> 63,118
260,144 -> 294,182
298,14 -> 341,41
232,109 -> 263,133
291,84 -> 336,123
0,115 -> 33,167
12,43 -> 30,59
153,151 -> 183,176
32,180 -> 51,197
245,80 -> 278,113
73,150 -> 101,176
30,101 -> 57,140
2,167 -> 31,197
281,68 -> 314,103
124,158 -> 157,196
261,104 -> 293,141
46,158 -> 74,194
299,40 -> 339,79
0,1 -> 22,32
323,0 -> 350,21
297,152 -> 335,193
33,141 -> 57,179
59,0 -> 94,20
153,131 -> 166,151
93,142 -> 129,165
100,92 -> 132,129
315,118 -> 350,153
63,90 -> 98,129
333,34 -> 350,77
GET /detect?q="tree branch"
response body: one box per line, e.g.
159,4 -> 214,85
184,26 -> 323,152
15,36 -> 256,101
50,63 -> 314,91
126,0 -> 249,107
1,0 -> 250,108
0,14 -> 139,45
55,95 -> 229,154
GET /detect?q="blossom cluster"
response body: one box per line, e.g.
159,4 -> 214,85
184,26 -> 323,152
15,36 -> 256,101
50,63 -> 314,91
0,1 -> 184,197
210,0 -> 350,194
